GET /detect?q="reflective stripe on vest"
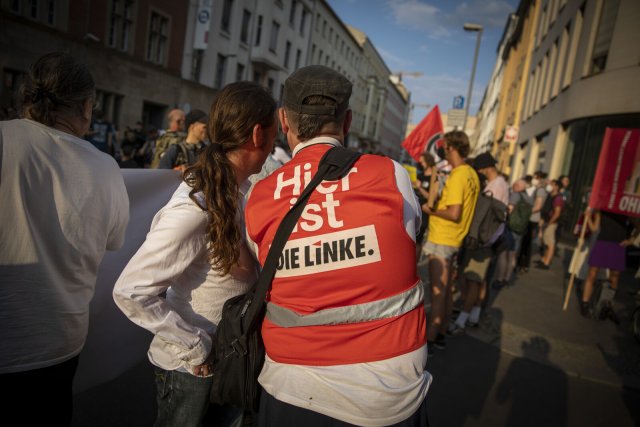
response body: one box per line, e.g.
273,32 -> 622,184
266,280 -> 424,328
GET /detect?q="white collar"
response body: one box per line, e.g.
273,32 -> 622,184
292,136 -> 341,157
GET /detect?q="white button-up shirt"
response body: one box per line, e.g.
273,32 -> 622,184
113,181 -> 257,373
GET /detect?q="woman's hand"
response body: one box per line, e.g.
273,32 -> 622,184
192,352 -> 214,377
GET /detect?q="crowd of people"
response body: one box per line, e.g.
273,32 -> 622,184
414,141 -> 638,354
2,51 -> 638,427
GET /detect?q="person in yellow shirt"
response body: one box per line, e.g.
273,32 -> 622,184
422,131 -> 479,355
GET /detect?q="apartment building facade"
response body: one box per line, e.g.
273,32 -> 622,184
471,14 -> 518,157
477,0 -> 640,225
2,0 -> 410,158
0,0 -> 216,130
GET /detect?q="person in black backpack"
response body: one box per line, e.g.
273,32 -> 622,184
493,179 -> 533,287
158,109 -> 208,171
450,152 -> 508,335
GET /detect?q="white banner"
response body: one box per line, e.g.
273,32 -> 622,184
73,169 -> 181,393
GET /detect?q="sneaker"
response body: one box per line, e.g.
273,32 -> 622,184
467,321 -> 479,328
447,324 -> 466,336
535,263 -> 549,270
434,333 -> 447,350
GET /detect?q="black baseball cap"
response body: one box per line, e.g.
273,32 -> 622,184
473,152 -> 497,170
185,109 -> 208,130
283,65 -> 352,116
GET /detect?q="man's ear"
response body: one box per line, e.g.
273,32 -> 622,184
278,107 -> 290,134
343,109 -> 352,135
83,98 -> 93,123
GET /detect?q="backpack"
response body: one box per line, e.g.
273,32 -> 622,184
540,192 -> 555,222
507,192 -> 533,235
464,191 -> 508,251
150,131 -> 186,168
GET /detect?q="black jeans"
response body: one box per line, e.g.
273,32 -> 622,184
1,355 -> 79,426
517,221 -> 538,269
256,389 -> 429,427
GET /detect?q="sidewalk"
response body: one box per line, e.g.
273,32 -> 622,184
420,241 -> 640,389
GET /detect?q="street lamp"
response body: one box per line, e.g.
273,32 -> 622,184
463,23 -> 483,131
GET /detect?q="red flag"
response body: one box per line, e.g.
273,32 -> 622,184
589,128 -> 640,217
402,105 -> 444,162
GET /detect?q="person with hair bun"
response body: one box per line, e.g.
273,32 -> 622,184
113,81 -> 277,427
0,52 -> 129,425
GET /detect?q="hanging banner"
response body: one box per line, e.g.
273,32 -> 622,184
589,128 -> 640,217
194,0 -> 213,50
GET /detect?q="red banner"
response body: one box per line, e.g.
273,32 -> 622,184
589,128 -> 640,217
402,105 -> 444,163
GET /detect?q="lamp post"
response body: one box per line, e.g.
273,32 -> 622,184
463,23 -> 483,131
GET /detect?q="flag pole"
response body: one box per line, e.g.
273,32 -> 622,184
563,209 -> 591,311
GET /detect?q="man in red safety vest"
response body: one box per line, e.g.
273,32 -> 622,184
245,65 -> 431,426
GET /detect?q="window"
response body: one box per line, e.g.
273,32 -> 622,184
10,0 -> 20,13
29,0 -> 38,19
318,49 -> 323,63
589,0 -> 620,75
563,7 -> 583,89
146,11 -> 169,64
191,49 -> 203,81
311,44 -> 316,63
267,78 -> 275,96
284,41 -> 291,68
300,9 -> 307,36
109,0 -> 135,51
253,71 -> 261,83
269,21 -> 280,52
255,15 -> 263,46
322,20 -> 327,37
221,0 -> 233,33
279,84 -> 285,104
240,9 -> 251,44
552,26 -> 569,98
94,90 -> 123,126
46,0 -> 55,25
236,63 -> 245,81
316,13 -> 321,31
215,54 -> 227,89
289,0 -> 297,26
295,49 -> 301,70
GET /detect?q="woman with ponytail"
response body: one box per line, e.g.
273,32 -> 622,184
113,81 -> 277,426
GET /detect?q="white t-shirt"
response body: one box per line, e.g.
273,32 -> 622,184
0,119 -> 129,373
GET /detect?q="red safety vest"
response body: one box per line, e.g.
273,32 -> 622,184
245,142 -> 426,366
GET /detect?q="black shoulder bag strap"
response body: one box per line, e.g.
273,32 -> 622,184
242,146 -> 362,329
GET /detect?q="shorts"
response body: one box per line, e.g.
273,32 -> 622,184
542,223 -> 558,247
462,246 -> 493,282
589,240 -> 626,271
423,241 -> 459,261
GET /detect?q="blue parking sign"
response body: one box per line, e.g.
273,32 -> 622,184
453,96 -> 465,109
